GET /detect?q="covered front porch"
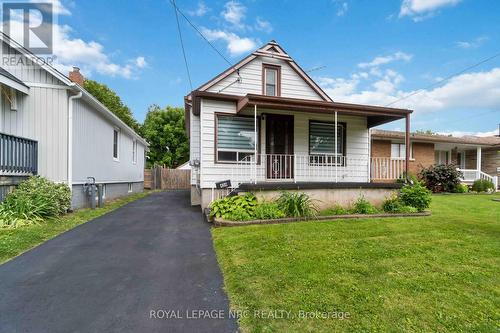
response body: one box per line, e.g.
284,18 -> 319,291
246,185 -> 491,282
434,142 -> 498,188
209,93 -> 413,186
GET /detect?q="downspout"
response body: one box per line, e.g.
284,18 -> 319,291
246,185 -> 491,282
68,90 -> 83,192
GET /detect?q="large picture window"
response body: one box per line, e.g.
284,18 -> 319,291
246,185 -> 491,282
216,115 -> 258,163
309,121 -> 345,165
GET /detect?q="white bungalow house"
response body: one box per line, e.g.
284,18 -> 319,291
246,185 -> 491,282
185,41 -> 413,209
0,32 -> 147,207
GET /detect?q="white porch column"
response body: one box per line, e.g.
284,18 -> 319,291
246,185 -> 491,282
476,146 -> 482,179
254,104 -> 257,184
335,111 -> 338,183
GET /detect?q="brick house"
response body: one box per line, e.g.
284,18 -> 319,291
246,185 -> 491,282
370,129 -> 500,188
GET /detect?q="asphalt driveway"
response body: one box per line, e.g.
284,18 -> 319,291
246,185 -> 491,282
0,190 -> 238,333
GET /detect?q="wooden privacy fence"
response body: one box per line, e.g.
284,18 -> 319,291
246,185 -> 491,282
144,166 -> 191,190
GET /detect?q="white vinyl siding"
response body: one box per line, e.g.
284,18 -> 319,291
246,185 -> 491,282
206,56 -> 324,101
198,98 -> 368,187
72,99 -> 145,184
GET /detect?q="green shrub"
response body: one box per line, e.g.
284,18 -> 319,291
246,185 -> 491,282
0,176 -> 71,228
209,193 -> 257,220
396,172 -> 420,184
471,179 -> 495,193
382,195 -> 403,213
276,191 -> 317,218
453,183 -> 469,193
320,205 -> 349,216
224,206 -> 254,221
351,196 -> 378,214
400,183 -> 432,212
382,196 -> 419,214
419,164 -> 463,193
253,202 -> 285,220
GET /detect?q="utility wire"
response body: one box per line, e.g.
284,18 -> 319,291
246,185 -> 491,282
168,0 -> 241,79
385,51 -> 500,108
172,0 -> 193,91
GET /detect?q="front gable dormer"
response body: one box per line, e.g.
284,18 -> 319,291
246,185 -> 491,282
197,40 -> 332,102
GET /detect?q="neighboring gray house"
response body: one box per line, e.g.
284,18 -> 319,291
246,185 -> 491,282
0,32 -> 147,208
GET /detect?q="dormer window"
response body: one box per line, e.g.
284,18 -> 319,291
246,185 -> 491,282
263,64 -> 280,96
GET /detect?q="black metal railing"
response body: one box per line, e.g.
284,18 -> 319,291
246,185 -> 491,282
0,132 -> 38,175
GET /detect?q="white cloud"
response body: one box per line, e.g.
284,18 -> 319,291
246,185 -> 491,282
336,2 -> 349,16
221,1 -> 246,28
437,129 -> 499,137
320,66 -> 500,115
201,28 -> 257,56
29,0 -> 71,16
400,0 -> 461,21
358,52 -> 413,68
135,56 -> 147,68
255,17 -> 273,33
188,1 -> 209,17
456,36 -> 488,49
2,3 -> 146,79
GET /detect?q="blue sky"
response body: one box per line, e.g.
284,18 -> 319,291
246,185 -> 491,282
25,0 -> 500,135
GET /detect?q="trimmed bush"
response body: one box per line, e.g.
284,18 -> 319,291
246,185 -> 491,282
382,196 -> 419,214
400,183 -> 432,212
253,202 -> 285,220
453,183 -> 469,193
471,179 -> 495,193
351,196 -> 378,214
419,164 -> 463,193
277,192 -> 317,218
0,176 -> 71,228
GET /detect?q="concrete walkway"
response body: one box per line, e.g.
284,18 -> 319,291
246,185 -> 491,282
0,191 -> 238,333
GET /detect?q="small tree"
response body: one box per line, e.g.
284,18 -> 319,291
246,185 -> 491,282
419,164 -> 463,193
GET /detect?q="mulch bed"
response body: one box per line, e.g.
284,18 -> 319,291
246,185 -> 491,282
213,211 -> 432,227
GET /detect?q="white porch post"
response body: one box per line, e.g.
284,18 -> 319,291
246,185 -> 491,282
254,104 -> 257,184
476,146 -> 482,179
335,111 -> 338,183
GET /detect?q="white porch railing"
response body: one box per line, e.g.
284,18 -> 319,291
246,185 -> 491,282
458,168 -> 498,189
370,157 -> 406,180
230,154 -> 370,185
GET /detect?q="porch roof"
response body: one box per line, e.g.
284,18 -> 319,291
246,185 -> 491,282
187,90 -> 412,129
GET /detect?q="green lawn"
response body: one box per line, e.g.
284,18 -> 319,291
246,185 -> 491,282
0,191 -> 150,264
212,194 -> 500,333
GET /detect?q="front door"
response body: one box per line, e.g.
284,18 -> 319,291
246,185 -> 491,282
265,114 -> 294,180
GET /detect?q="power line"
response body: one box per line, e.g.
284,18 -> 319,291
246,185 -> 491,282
172,0 -> 192,91
168,0 -> 240,80
385,51 -> 500,108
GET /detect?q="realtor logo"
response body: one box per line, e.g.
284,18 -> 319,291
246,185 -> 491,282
2,2 -> 53,54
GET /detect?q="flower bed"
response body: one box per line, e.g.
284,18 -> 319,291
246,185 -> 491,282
209,183 -> 432,227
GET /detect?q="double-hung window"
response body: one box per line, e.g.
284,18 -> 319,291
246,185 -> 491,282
263,65 -> 280,96
113,128 -> 120,160
216,115 -> 258,163
309,121 -> 345,165
391,143 -> 413,160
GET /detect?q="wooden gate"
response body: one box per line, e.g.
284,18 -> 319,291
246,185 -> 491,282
144,166 -> 191,190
